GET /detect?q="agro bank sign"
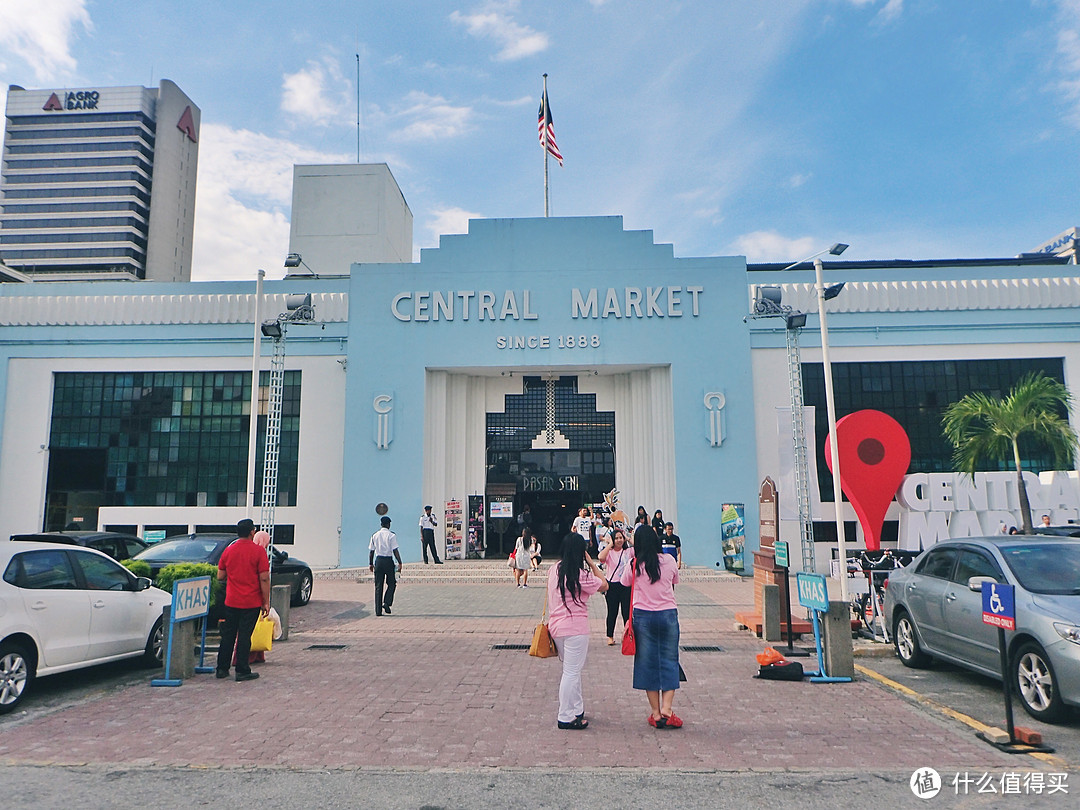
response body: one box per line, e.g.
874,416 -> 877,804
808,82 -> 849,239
896,470 -> 1080,548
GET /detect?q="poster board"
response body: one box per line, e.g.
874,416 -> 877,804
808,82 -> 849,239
721,502 -> 746,571
444,499 -> 463,560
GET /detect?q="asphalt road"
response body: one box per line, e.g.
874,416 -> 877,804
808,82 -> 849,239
855,643 -> 1080,768
5,764 -> 1073,810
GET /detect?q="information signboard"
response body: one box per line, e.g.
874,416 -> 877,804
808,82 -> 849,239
982,582 -> 1016,631
796,572 -> 829,613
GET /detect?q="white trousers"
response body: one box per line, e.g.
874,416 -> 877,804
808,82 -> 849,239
553,633 -> 590,723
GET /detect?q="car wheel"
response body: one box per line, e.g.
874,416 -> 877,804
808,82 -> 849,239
142,617 -> 164,666
0,640 -> 34,715
291,570 -> 313,607
893,611 -> 931,668
1013,642 -> 1066,723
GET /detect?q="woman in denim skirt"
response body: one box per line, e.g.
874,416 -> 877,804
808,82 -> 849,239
620,524 -> 683,728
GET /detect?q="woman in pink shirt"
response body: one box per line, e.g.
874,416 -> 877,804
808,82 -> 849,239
620,524 -> 682,728
547,532 -> 608,729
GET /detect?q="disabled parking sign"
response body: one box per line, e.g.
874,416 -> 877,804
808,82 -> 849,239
981,582 -> 1015,631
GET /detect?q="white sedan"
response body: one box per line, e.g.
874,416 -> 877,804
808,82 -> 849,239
1,541 -> 169,714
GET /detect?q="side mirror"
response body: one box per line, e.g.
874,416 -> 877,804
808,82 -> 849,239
968,575 -> 997,592
134,576 -> 153,592
278,550 -> 289,561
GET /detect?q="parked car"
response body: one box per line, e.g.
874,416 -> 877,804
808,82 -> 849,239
1033,525 -> 1080,538
10,531 -> 149,562
132,534 -> 314,607
0,541 -> 168,714
884,536 -> 1080,722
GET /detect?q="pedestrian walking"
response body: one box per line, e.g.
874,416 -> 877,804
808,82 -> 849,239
419,505 -> 443,564
215,518 -> 270,682
547,532 -> 608,729
651,509 -> 665,538
513,527 -> 532,587
598,527 -> 633,646
662,522 -> 683,569
369,516 -> 402,616
620,524 -> 682,729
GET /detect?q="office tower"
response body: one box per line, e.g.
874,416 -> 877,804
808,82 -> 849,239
1,80 -> 199,282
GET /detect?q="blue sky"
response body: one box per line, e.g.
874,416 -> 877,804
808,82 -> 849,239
2,0 -> 1079,280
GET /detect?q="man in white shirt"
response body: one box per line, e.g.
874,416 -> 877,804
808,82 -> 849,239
369,516 -> 403,616
419,505 -> 443,564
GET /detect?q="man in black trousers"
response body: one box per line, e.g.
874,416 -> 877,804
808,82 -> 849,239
369,516 -> 402,616
216,518 -> 270,681
419,505 -> 443,564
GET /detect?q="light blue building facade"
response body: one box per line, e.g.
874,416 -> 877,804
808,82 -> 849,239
2,213 -> 1079,573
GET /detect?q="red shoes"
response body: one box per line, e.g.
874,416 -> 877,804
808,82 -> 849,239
649,712 -> 684,729
662,712 -> 683,728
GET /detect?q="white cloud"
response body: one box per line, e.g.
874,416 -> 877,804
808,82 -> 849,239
281,58 -> 349,126
874,0 -> 903,26
190,123 -> 351,281
423,207 -> 483,255
391,91 -> 474,141
450,2 -> 549,61
0,0 -> 91,81
789,173 -> 812,189
730,231 -> 821,263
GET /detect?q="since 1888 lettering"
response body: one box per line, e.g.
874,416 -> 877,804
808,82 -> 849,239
496,335 -> 601,350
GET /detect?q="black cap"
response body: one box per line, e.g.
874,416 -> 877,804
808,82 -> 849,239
237,518 -> 256,536
424,505 -> 433,511
381,516 -> 392,527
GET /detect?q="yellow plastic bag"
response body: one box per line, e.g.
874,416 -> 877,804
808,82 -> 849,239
250,614 -> 274,653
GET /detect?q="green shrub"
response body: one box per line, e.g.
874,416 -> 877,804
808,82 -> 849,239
121,559 -> 152,579
155,563 -> 224,609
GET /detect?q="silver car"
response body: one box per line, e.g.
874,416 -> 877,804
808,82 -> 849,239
884,536 -> 1080,723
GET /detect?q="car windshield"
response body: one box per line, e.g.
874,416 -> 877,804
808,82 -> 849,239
134,538 -> 224,562
1000,543 -> 1080,595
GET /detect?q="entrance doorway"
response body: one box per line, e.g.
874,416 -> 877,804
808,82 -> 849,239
486,376 -> 614,558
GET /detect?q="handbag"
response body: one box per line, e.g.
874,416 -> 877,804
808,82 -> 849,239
621,564 -> 636,656
528,587 -> 557,658
249,614 -> 274,653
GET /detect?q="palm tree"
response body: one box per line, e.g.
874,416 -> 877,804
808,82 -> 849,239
942,372 -> 1078,535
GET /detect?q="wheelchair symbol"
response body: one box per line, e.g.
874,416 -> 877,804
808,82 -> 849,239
989,585 -> 1004,614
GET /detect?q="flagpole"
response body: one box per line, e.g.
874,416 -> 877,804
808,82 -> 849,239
543,74 -> 549,217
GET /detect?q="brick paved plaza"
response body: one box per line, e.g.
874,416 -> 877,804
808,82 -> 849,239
0,572 -> 1020,773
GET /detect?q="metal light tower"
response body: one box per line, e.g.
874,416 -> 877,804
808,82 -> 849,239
749,287 -> 816,574
258,293 -> 316,547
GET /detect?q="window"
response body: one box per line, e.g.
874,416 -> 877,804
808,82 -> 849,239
45,371 -> 301,523
804,358 -> 1067,501
12,550 -> 79,589
73,551 -> 131,590
916,547 -> 959,580
952,549 -> 1003,584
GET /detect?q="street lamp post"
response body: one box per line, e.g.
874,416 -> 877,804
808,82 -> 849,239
782,243 -> 851,604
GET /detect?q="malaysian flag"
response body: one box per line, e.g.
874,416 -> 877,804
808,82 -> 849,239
538,90 -> 563,166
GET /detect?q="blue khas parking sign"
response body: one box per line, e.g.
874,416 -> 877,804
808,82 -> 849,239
981,581 -> 1015,631
796,572 -> 830,612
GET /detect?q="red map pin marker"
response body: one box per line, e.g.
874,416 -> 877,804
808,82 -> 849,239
825,409 -> 911,551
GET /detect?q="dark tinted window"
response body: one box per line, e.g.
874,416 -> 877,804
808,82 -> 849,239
122,539 -> 148,559
133,538 -> 225,563
953,549 -> 1003,584
916,547 -> 959,580
1001,543 -> 1080,595
13,549 -> 78,589
73,550 -> 131,590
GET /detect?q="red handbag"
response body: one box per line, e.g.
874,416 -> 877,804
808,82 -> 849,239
621,565 -> 636,656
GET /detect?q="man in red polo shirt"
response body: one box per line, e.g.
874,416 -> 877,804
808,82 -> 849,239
216,518 -> 271,681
